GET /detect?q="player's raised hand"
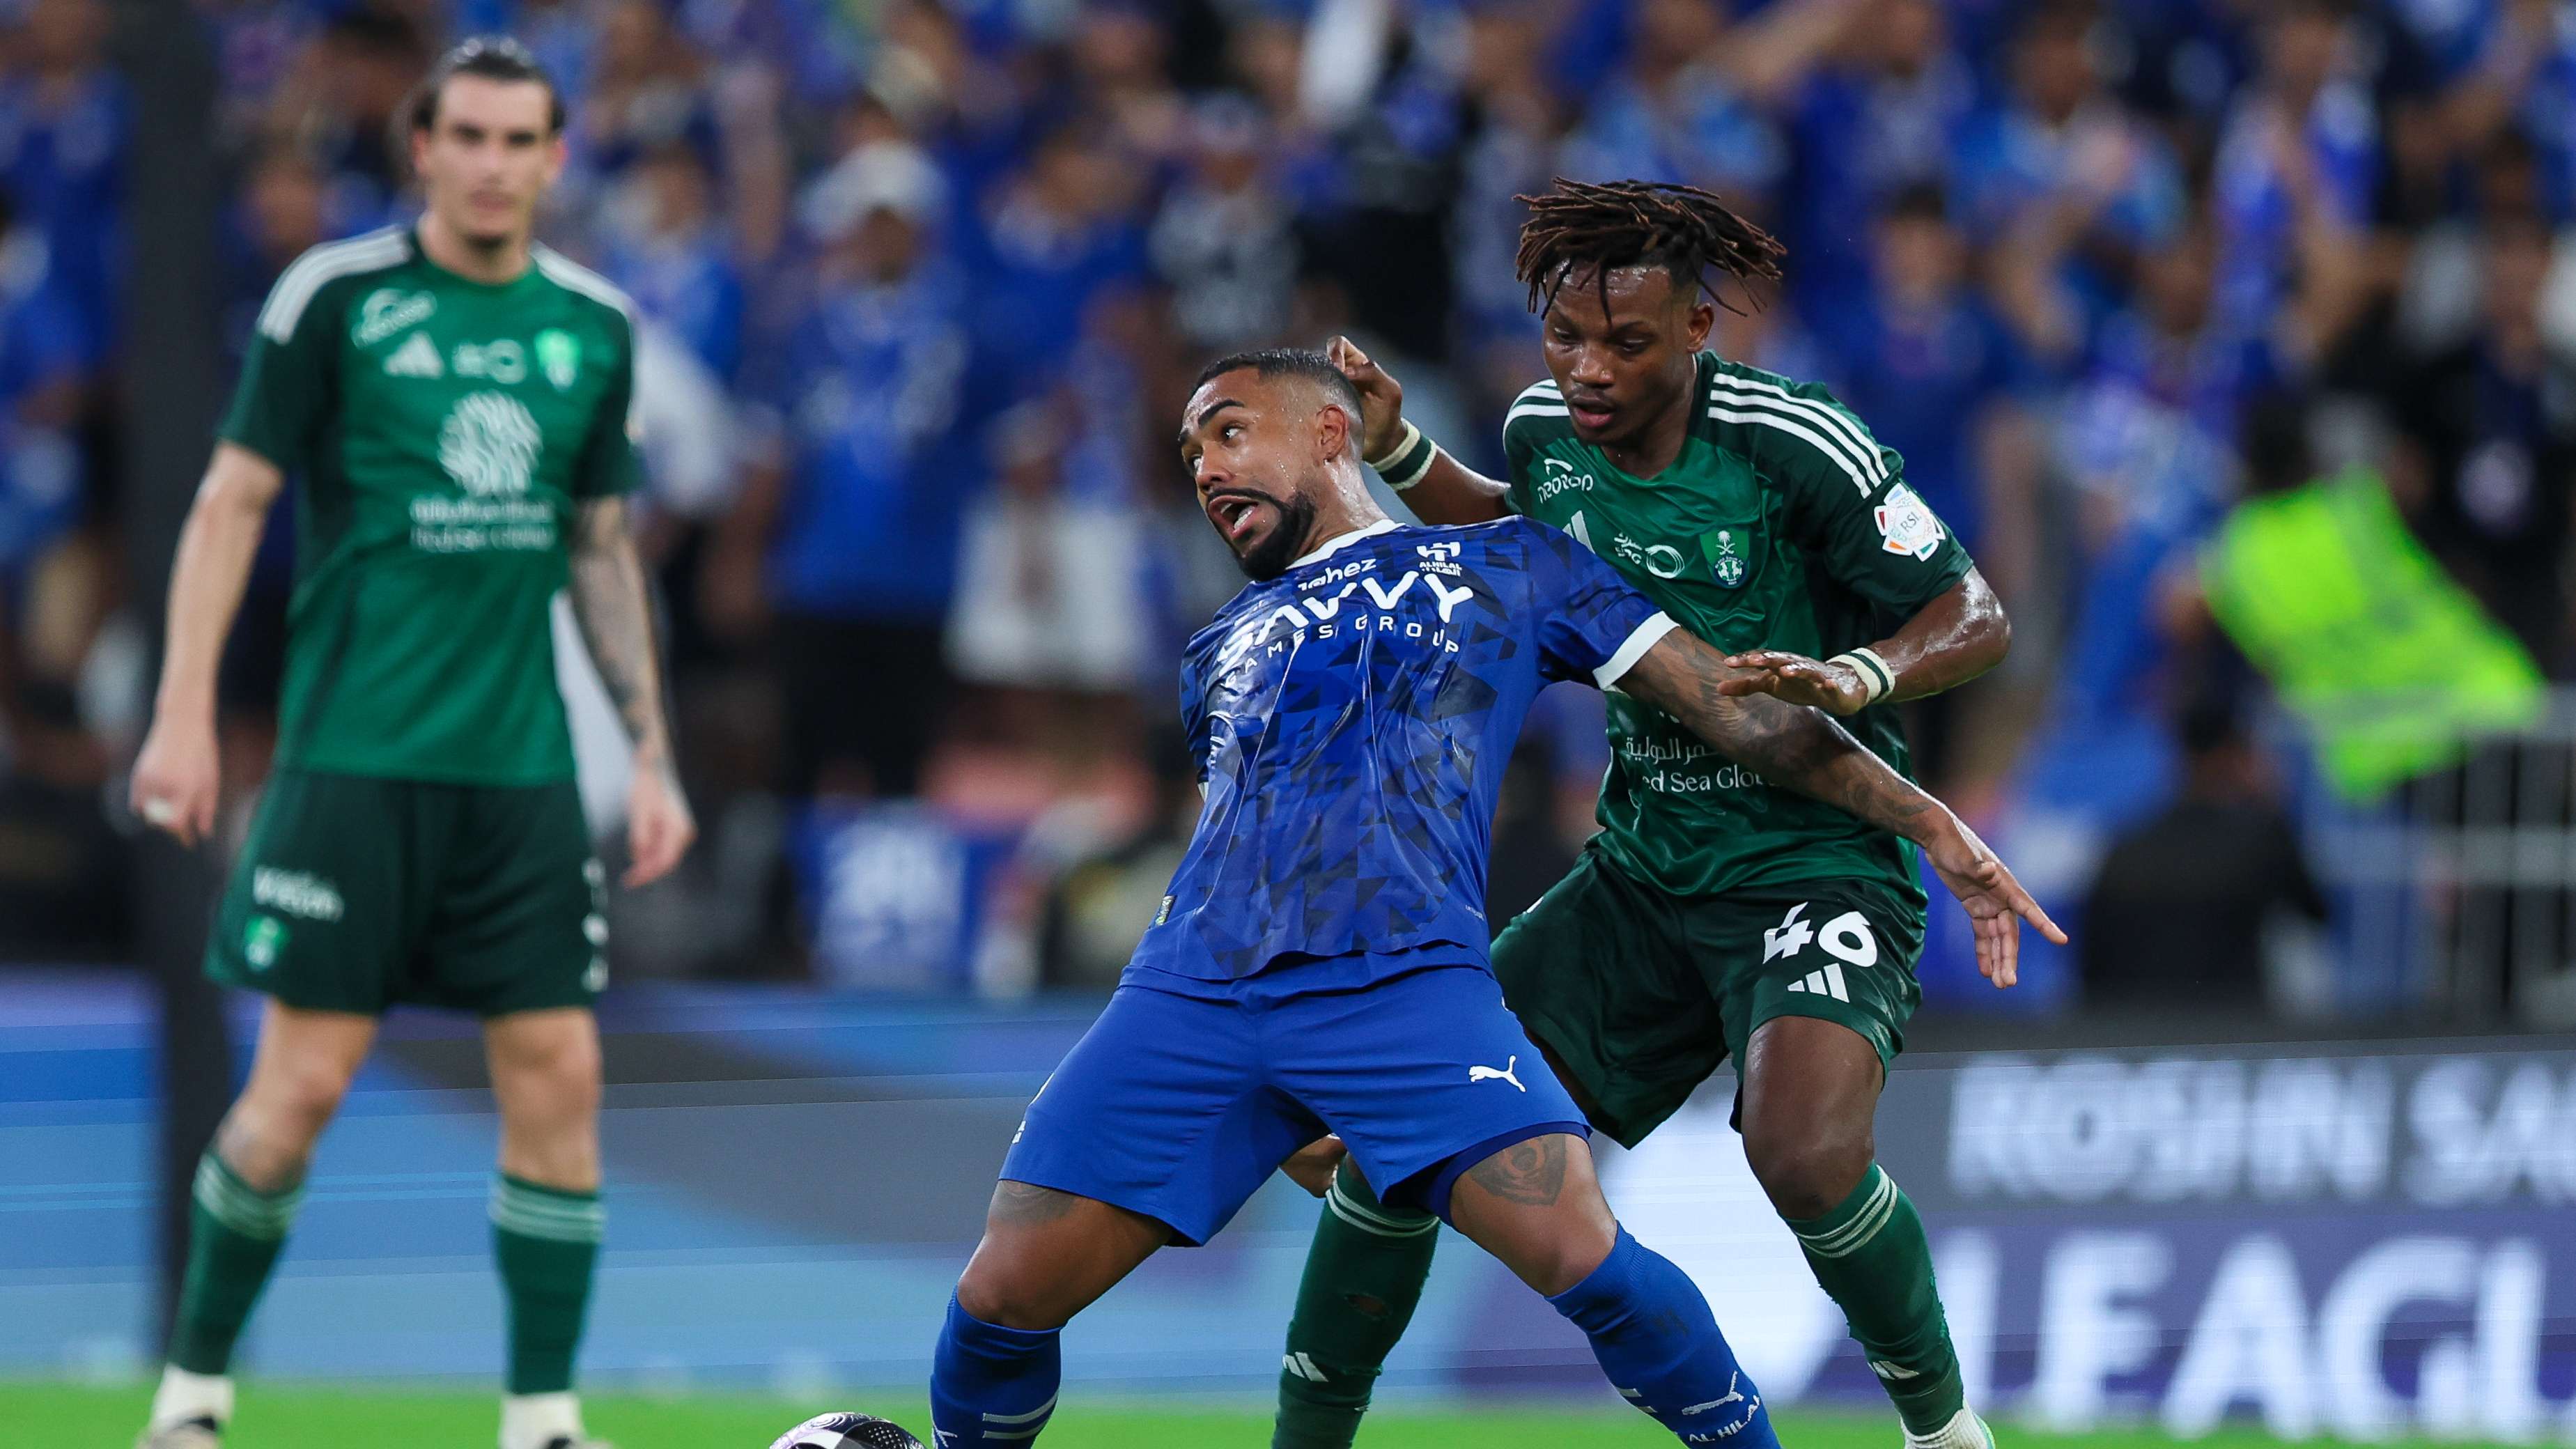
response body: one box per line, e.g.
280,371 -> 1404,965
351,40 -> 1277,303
1716,650 -> 1872,716
1326,335 -> 1406,463
623,761 -> 697,888
130,715 -> 221,847
1920,816 -> 2065,989
1282,1133 -> 1349,1197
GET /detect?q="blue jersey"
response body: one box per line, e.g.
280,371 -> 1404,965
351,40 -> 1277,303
1128,516 -> 1673,984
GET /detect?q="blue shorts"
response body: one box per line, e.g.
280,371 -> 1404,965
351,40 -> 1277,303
1000,959 -> 1589,1245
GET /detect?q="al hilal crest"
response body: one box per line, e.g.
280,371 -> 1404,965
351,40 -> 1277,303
1711,529 -> 1748,588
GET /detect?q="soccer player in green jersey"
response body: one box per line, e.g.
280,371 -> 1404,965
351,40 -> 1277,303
1271,180 -> 2049,1449
126,38 -> 693,1449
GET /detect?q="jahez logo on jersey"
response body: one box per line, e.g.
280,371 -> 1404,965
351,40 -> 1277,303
1875,483 -> 1943,561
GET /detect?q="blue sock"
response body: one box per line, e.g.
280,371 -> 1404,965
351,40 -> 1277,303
930,1295 -> 1062,1446
1548,1227 -> 1781,1448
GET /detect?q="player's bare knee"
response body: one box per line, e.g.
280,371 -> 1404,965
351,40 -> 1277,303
242,1052 -> 360,1142
1743,1126 -> 1871,1221
489,1013 -> 603,1116
1528,1210 -> 1617,1295
954,1250 -> 1069,1331
521,1046 -> 603,1118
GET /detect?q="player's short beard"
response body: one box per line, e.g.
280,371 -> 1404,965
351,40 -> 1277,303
1234,491 -> 1319,582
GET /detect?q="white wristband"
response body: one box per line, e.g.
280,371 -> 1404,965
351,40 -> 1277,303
1829,647 -> 1895,706
1366,420 -> 1441,491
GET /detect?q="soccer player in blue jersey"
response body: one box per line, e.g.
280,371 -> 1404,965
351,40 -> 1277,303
924,349 -> 2058,1448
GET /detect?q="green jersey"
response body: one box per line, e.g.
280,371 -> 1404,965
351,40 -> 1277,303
1501,351 -> 1972,906
220,227 -> 642,785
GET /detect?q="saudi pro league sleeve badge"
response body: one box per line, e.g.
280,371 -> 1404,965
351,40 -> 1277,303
1874,483 -> 1945,560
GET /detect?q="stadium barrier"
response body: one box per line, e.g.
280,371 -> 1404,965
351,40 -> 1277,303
2297,688 -> 2576,1028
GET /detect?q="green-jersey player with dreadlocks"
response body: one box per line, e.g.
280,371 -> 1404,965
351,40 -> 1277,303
1271,179 -> 2054,1449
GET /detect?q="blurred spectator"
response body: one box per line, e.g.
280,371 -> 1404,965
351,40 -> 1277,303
261,6 -> 429,233
1448,0 -> 1565,371
2431,0 -> 2576,222
598,140 -> 745,381
1967,0 -> 2187,362
2386,212 -> 2576,669
1067,1 -> 1185,166
2078,697 -> 2325,1014
1034,744 -> 1197,989
0,0 -> 123,342
1818,184 -> 2031,583
1786,0 -> 1974,307
1558,0 -> 1800,207
1150,95 -> 1298,351
561,0 -> 713,206
708,141 -> 979,799
2206,0 -> 2377,378
972,121 -> 1149,395
945,398 -> 1151,766
0,193 -> 86,586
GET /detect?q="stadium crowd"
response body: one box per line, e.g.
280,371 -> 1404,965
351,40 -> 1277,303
1,0 -> 2573,1000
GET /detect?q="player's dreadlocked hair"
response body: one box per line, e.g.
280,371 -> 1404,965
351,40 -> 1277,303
1514,178 -> 1786,318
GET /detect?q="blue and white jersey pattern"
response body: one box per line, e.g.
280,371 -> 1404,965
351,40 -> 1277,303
1129,516 -> 1673,983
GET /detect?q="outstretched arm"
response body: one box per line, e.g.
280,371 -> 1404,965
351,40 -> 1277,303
1616,626 -> 2063,984
1722,569 -> 2010,716
568,496 -> 697,886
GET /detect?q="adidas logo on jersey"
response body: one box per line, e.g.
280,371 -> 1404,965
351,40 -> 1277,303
383,332 -> 444,378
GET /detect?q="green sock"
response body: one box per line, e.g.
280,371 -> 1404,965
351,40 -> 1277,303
168,1152 -> 304,1375
490,1174 -> 603,1395
1786,1163 -> 1965,1435
1272,1159 -> 1440,1449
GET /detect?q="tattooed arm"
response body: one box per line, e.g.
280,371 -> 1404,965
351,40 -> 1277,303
1619,628 -> 1942,843
568,496 -> 696,885
1615,627 -> 2063,984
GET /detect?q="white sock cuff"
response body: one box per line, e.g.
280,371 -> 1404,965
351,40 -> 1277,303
500,1390 -> 583,1449
1792,1164 -> 1899,1259
150,1365 -> 234,1429
1903,1407 -> 1993,1449
194,1153 -> 304,1241
490,1177 -> 605,1243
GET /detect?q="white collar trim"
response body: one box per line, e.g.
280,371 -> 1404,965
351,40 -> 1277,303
1292,518 -> 1399,568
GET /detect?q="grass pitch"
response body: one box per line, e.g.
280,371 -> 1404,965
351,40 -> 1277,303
0,1381 -> 2452,1448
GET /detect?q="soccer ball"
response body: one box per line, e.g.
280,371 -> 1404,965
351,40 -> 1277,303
768,1411 -> 926,1449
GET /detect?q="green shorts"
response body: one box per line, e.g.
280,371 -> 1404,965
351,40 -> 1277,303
1491,848 -> 1924,1148
206,769 -> 607,1017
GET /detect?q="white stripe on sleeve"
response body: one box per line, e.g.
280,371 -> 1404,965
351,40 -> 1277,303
1594,611 -> 1680,690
